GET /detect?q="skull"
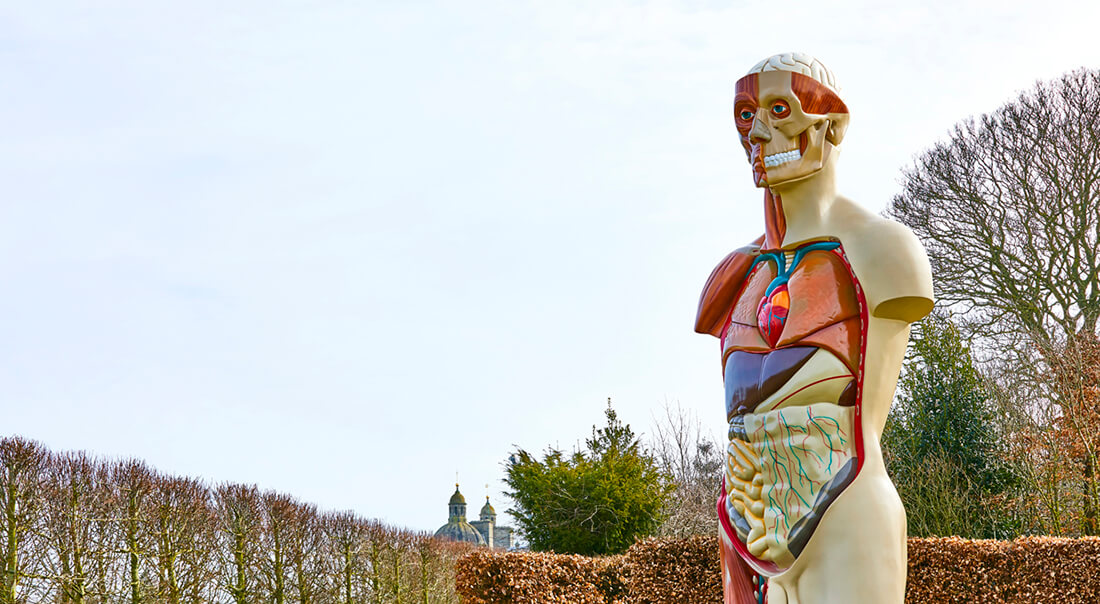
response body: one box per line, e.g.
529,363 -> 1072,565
734,69 -> 850,188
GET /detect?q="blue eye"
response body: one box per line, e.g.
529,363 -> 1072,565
740,110 -> 753,120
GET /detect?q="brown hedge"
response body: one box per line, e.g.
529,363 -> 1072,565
906,536 -> 1100,603
624,536 -> 721,603
454,549 -> 627,604
456,536 -> 1100,603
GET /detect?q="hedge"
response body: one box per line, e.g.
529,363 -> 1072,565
907,536 -> 1100,603
455,536 -> 1100,603
454,548 -> 627,603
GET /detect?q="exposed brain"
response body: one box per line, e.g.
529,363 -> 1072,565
746,52 -> 841,95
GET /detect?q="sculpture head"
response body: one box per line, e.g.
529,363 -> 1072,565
735,53 -> 850,189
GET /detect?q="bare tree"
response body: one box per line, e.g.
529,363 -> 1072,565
887,68 -> 1100,361
284,501 -> 327,604
87,465 -> 123,603
147,475 -> 216,604
888,67 -> 1100,537
213,484 -> 262,604
323,511 -> 367,604
410,534 -> 466,604
110,460 -> 156,604
386,529 -> 413,604
412,535 -> 435,604
0,437 -> 49,604
41,451 -> 116,604
649,402 -> 723,537
258,491 -> 298,604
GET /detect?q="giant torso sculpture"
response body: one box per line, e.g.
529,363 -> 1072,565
715,239 -> 864,572
696,54 -> 933,604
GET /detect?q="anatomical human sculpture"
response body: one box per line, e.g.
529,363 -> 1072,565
695,53 -> 933,604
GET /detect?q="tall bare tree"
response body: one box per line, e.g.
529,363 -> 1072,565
86,463 -> 123,602
148,475 -> 216,604
110,460 -> 156,604
323,511 -> 367,604
259,491 -> 298,604
650,402 -> 723,537
284,501 -> 327,604
410,534 -> 466,604
387,529 -> 412,604
888,67 -> 1100,536
214,484 -> 262,604
41,452 -> 114,604
888,68 -> 1100,358
0,437 -> 49,604
365,521 -> 386,604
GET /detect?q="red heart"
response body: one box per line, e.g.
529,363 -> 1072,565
756,284 -> 790,347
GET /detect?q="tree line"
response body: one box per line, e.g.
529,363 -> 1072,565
0,436 -> 470,604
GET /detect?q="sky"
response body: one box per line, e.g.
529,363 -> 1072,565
3,0 -> 1099,533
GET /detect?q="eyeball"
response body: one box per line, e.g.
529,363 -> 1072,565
771,102 -> 790,118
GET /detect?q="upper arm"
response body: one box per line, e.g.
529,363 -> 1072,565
848,220 -> 934,323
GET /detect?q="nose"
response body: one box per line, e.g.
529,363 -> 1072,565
749,113 -> 771,143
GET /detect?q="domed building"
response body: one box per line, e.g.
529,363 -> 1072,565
434,484 -> 514,549
434,484 -> 485,545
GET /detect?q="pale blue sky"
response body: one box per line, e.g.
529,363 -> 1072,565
3,0 -> 1098,532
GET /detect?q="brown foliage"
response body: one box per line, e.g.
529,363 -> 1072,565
455,549 -> 624,604
1046,333 -> 1100,535
999,332 -> 1100,537
454,538 -> 721,604
624,536 -> 720,604
458,536 -> 1100,604
907,537 -> 1100,603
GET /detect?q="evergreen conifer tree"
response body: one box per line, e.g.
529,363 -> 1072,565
504,400 -> 670,555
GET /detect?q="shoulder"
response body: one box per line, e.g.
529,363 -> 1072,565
833,204 -> 934,323
694,236 -> 765,337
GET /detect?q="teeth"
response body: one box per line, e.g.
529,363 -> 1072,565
763,149 -> 801,168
